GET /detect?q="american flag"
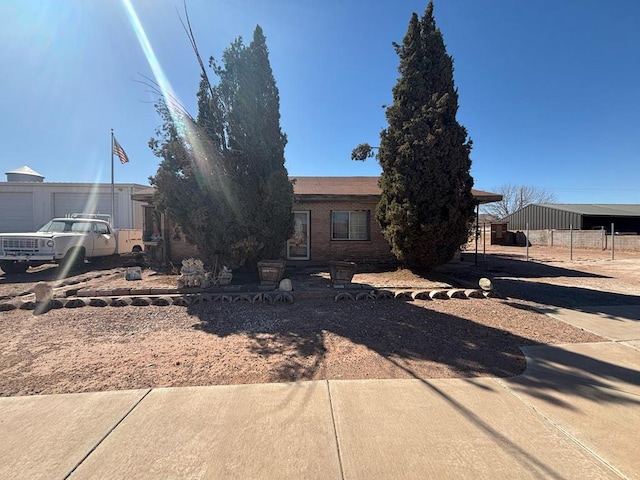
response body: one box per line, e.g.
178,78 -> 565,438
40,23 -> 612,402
113,136 -> 130,164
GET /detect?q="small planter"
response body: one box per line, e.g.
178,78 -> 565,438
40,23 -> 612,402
329,260 -> 357,285
257,260 -> 286,285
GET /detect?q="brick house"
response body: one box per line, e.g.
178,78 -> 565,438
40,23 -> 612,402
132,176 -> 501,266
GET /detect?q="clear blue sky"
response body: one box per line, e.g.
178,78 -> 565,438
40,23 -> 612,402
1,0 -> 639,203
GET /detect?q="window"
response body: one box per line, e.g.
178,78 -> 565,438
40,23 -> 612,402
95,223 -> 110,235
331,210 -> 369,240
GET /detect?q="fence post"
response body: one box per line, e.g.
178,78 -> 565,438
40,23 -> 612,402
611,223 -> 615,260
526,222 -> 529,261
570,224 -> 573,261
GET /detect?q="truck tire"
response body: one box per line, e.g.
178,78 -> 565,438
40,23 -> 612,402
0,260 -> 29,274
61,248 -> 85,272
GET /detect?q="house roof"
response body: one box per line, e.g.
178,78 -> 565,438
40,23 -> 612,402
537,204 -> 640,216
131,177 -> 502,204
291,176 -> 502,204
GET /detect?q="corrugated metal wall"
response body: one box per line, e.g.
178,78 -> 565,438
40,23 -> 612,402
503,205 -> 583,230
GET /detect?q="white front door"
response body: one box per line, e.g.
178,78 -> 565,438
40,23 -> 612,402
287,211 -> 310,260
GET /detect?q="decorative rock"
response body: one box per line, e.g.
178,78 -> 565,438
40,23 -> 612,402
334,292 -> 353,301
65,298 -> 86,308
89,298 -> 109,307
171,296 -> 190,307
356,291 -> 375,301
252,293 -> 264,303
429,290 -> 449,300
19,301 -> 37,310
234,294 -> 252,303
447,289 -> 467,299
50,299 -> 65,309
151,296 -> 173,306
33,282 -> 53,303
110,297 -> 132,307
278,278 -> 293,292
131,297 -> 152,307
483,290 -> 499,298
375,289 -> 394,300
411,290 -> 431,301
465,289 -> 485,299
281,292 -> 294,303
0,302 -> 18,311
394,291 -> 413,300
479,278 -> 493,291
188,294 -> 204,305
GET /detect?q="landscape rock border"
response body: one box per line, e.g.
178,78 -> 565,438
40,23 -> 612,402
0,287 -> 493,313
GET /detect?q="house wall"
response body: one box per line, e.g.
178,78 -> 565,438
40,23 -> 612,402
294,199 -> 395,264
161,198 -> 397,265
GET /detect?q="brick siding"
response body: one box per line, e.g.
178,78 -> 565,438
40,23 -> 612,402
294,199 -> 395,263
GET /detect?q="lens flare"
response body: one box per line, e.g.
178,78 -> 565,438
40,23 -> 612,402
120,0 -> 237,212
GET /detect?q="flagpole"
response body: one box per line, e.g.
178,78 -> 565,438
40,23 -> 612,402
111,129 -> 115,228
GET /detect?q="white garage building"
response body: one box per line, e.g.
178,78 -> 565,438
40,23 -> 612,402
0,166 -> 147,232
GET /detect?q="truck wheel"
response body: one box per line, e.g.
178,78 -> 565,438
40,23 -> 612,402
0,260 -> 29,274
61,248 -> 85,272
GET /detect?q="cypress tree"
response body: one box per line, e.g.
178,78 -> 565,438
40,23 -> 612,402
150,25 -> 293,268
376,2 -> 475,269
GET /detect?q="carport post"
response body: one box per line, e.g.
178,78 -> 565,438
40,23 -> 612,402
611,223 -> 615,260
474,204 -> 479,265
483,221 -> 486,262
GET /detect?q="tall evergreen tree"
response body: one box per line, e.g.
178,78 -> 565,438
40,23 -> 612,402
374,2 -> 475,269
150,25 -> 293,268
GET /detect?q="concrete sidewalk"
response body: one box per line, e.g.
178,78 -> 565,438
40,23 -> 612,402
1,306 -> 639,479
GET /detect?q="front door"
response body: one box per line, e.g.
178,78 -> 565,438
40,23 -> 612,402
287,211 -> 310,260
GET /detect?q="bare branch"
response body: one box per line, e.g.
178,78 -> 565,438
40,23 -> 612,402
177,1 -> 216,99
483,184 -> 557,219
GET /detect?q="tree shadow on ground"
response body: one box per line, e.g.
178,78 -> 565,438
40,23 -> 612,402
449,252 -> 610,280
189,299 -> 639,409
498,279 -> 640,312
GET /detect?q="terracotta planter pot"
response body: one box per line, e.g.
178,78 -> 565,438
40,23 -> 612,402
329,260 -> 357,284
257,260 -> 286,285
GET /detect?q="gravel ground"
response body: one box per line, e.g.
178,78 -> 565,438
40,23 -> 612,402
2,244 -> 638,397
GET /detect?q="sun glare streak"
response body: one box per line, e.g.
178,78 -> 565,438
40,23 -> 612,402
120,0 -> 237,211
55,183 -> 102,280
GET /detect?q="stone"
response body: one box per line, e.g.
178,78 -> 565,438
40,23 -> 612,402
278,278 -> 293,292
479,277 -> 493,291
33,282 -> 53,303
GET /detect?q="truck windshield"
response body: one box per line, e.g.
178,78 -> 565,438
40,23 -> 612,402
37,220 -> 93,233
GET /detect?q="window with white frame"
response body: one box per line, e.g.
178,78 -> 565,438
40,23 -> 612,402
331,210 -> 369,240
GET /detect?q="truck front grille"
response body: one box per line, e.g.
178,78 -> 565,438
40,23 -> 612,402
2,238 -> 40,253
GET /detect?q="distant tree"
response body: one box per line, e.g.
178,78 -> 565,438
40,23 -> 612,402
352,2 -> 475,269
150,24 -> 293,268
483,184 -> 557,219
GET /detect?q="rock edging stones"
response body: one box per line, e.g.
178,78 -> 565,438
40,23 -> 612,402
0,291 -> 296,312
334,288 -> 489,302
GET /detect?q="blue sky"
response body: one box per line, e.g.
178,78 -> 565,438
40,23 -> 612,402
1,0 -> 639,203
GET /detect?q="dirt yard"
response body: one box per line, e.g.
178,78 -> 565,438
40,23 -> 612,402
2,243 -> 638,397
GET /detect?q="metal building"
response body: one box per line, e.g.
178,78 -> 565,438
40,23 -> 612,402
502,204 -> 640,233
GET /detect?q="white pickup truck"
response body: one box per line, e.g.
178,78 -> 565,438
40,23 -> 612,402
0,216 -> 143,274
